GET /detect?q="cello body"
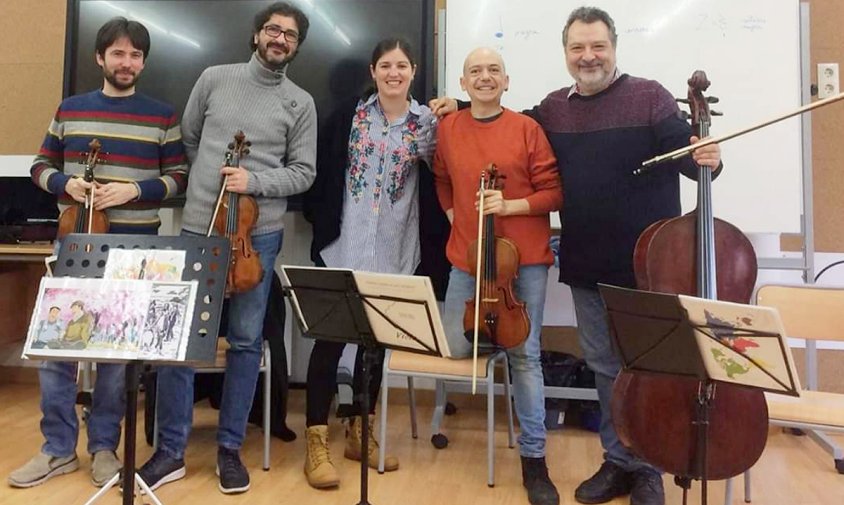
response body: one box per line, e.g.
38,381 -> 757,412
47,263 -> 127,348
615,213 -> 768,479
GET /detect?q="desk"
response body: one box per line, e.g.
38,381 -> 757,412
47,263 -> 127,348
0,244 -> 52,365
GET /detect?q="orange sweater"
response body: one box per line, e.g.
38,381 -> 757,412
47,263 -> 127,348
433,109 -> 562,271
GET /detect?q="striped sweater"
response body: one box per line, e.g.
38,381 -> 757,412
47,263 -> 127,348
30,90 -> 188,233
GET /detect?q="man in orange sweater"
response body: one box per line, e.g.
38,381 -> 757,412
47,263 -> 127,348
433,47 -> 563,505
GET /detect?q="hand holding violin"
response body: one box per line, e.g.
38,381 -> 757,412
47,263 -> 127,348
689,135 -> 721,169
65,177 -> 94,203
475,188 -> 530,216
221,165 -> 251,193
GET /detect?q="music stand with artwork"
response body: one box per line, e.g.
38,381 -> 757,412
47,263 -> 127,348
282,266 -> 450,505
598,284 -> 801,505
29,233 -> 230,505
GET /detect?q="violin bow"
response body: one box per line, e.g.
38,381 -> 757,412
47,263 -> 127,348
471,172 -> 486,394
639,92 -> 844,171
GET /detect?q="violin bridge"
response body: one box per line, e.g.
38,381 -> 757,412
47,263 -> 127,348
481,297 -> 499,303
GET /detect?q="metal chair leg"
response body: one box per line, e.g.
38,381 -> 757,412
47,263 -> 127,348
487,356 -> 495,487
262,342 -> 271,471
407,376 -> 418,439
744,469 -> 752,502
502,354 -> 515,448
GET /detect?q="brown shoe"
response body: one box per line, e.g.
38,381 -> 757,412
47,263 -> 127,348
304,425 -> 340,489
344,415 -> 399,472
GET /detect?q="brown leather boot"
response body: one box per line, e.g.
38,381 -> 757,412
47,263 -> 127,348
344,415 -> 399,471
304,425 -> 340,489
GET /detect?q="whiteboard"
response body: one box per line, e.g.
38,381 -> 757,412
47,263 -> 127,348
444,0 -> 803,233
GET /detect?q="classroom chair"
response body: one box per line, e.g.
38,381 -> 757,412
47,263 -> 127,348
378,349 -> 515,486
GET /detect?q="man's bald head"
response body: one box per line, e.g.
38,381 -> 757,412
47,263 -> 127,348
460,46 -> 509,110
462,47 -> 506,75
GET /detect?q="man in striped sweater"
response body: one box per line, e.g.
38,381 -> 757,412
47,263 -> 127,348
9,17 -> 187,489
139,1 -> 317,495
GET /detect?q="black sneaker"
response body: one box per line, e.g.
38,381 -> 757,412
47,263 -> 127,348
216,446 -> 249,494
574,461 -> 632,504
137,450 -> 185,492
630,468 -> 665,505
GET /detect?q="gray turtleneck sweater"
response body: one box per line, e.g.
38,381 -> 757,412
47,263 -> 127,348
180,53 -> 317,235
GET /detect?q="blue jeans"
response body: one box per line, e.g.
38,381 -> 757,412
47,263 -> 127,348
443,265 -> 548,458
38,228 -> 160,457
155,230 -> 283,457
570,285 -> 654,472
39,361 -> 125,456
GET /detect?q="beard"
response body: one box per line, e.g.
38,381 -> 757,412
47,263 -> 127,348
257,40 -> 297,69
103,68 -> 139,91
573,63 -> 612,91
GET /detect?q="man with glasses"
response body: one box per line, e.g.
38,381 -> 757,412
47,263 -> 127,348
139,1 -> 316,495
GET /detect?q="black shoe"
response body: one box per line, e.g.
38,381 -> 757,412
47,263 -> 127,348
137,450 -> 185,492
630,468 -> 665,505
216,446 -> 250,494
521,456 -> 560,505
574,461 -> 632,504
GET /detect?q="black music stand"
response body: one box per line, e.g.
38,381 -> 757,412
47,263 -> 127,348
598,284 -> 800,505
282,266 -> 445,505
44,233 -> 230,505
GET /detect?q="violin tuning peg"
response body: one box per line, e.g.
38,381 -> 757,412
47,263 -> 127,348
228,142 -> 235,149
245,141 -> 252,147
679,110 -> 691,120
707,96 -> 720,104
711,110 -> 724,116
676,98 -> 690,104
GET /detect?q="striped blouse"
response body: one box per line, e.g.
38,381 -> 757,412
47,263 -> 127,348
320,94 -> 436,274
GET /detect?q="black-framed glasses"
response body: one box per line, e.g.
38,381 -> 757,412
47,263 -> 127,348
263,25 -> 299,43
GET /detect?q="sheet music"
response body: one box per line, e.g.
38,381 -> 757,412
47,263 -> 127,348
679,295 -> 802,395
353,271 -> 452,358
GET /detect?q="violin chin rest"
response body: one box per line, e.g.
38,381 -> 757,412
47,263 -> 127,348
463,329 -> 494,348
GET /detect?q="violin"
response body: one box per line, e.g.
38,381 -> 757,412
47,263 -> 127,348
208,131 -> 263,295
56,138 -> 109,238
612,71 -> 768,504
464,165 -> 530,389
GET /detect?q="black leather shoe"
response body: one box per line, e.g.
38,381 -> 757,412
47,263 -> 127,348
521,456 -> 560,505
574,461 -> 632,504
630,468 -> 665,505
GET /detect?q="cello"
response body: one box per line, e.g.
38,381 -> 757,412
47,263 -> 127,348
208,131 -> 263,295
464,165 -> 531,390
56,138 -> 109,239
611,72 -> 768,504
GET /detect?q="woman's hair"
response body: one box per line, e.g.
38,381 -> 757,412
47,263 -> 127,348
370,37 -> 416,69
